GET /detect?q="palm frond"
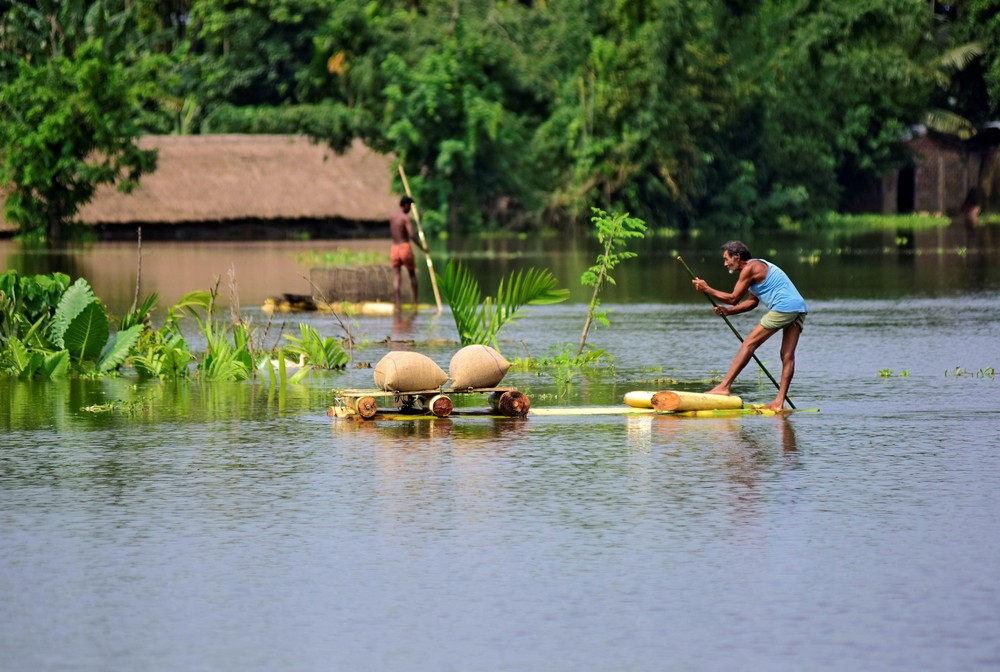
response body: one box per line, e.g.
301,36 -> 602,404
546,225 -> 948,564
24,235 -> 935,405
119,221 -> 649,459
923,109 -> 977,139
437,261 -> 568,350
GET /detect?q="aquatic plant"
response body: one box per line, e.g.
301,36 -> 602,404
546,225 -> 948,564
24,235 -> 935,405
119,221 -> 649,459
281,323 -> 348,370
296,248 -> 389,267
82,398 -> 152,416
0,271 -> 349,384
0,270 -> 71,340
52,278 -> 144,373
946,366 -> 996,379
577,208 -> 647,356
511,346 -> 610,387
436,260 -> 568,351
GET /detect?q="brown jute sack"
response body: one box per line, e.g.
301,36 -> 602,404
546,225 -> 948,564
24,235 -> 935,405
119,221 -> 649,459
374,351 -> 448,392
448,344 -> 511,389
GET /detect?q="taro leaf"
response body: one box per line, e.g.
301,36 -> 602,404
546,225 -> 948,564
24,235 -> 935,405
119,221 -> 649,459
42,350 -> 70,379
63,301 -> 109,364
52,278 -> 98,348
6,336 -> 30,373
97,324 -> 143,373
17,352 -> 44,381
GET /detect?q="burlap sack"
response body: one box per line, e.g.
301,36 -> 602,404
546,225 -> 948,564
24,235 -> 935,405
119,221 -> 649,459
374,351 -> 448,392
448,344 -> 511,389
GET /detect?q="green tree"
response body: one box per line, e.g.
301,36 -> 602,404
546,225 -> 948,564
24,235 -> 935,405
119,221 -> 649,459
187,0 -> 333,108
0,39 -> 158,244
312,0 -> 549,233
708,0 -> 934,224
534,0 -> 729,225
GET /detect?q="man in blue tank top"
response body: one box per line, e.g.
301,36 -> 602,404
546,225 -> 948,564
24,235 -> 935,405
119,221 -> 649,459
691,241 -> 808,411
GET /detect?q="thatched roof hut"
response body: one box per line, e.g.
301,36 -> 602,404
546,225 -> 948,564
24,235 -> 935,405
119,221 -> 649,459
1,135 -> 397,239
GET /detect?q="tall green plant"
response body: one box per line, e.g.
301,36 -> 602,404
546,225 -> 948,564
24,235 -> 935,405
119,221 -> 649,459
281,323 -> 348,370
169,286 -> 253,381
577,207 -> 647,356
437,260 -> 568,351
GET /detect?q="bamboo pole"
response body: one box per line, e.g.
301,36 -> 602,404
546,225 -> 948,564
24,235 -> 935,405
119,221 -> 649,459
397,165 -> 443,314
677,255 -> 796,409
623,391 -> 656,408
651,390 -> 743,412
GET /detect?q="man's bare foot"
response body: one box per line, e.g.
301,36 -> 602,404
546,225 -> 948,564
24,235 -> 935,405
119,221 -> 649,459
704,386 -> 730,396
761,400 -> 786,411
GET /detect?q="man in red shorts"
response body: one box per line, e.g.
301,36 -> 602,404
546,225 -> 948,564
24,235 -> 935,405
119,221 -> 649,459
390,196 -> 427,308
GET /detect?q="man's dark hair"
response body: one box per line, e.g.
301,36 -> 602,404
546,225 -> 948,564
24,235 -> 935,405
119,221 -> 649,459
400,196 -> 414,207
722,240 -> 751,261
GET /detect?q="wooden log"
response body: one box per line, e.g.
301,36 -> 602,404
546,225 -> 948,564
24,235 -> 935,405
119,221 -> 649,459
354,396 -> 379,419
492,390 -> 531,417
650,390 -> 743,412
623,391 -> 655,408
417,394 -> 453,417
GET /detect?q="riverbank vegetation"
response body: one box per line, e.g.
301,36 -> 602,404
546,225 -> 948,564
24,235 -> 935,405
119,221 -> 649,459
0,269 -> 348,383
1,1 -> 997,243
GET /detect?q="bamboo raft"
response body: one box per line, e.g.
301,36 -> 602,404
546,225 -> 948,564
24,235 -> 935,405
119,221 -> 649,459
330,387 -> 531,419
329,388 -> 815,420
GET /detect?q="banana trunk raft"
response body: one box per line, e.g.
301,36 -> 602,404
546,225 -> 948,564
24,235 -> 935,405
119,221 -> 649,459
329,388 -> 816,420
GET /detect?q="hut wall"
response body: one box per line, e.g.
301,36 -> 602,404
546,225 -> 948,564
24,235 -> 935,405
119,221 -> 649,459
907,136 -> 982,215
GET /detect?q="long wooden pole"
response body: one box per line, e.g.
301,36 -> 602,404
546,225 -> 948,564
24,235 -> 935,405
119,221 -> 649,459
677,255 -> 795,409
397,164 -> 442,314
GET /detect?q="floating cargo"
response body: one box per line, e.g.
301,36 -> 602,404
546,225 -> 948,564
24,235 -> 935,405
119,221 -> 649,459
331,387 -> 530,419
330,388 -> 815,420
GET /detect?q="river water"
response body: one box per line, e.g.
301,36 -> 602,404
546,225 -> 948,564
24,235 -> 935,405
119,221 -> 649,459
1,223 -> 999,671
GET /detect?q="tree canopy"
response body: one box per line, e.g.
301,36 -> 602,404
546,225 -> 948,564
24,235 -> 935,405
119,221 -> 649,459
0,0 -> 995,239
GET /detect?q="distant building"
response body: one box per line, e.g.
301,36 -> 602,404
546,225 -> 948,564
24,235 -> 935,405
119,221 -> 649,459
851,124 -> 1000,217
1,135 -> 397,240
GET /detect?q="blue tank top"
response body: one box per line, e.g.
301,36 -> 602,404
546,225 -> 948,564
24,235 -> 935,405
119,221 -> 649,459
749,260 -> 808,313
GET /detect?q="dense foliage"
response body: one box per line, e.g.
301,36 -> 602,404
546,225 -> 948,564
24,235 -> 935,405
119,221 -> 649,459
0,270 -> 347,380
0,0 -> 995,240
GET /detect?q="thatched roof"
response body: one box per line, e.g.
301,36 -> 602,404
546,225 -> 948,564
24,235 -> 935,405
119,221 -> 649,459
1,134 -> 396,233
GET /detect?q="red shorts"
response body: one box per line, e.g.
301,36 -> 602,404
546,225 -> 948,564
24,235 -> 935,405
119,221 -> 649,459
391,242 -> 415,271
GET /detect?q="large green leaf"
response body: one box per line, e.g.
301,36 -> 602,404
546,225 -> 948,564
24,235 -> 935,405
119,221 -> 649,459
97,324 -> 143,373
63,301 -> 109,364
51,278 -> 98,348
5,336 -> 31,374
42,350 -> 70,379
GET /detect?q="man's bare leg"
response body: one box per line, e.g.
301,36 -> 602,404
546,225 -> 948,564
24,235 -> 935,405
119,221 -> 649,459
408,269 -> 419,307
761,323 -> 801,411
393,267 -> 402,308
705,325 -> 778,396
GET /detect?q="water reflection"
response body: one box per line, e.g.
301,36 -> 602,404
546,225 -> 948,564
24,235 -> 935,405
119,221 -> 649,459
0,376 -> 324,432
391,307 -> 418,342
4,224 -> 1000,315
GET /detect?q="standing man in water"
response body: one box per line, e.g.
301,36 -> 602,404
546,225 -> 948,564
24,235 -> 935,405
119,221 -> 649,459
389,196 -> 427,308
691,241 -> 808,411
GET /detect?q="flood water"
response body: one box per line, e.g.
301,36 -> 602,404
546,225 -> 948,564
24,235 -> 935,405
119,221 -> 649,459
2,222 -> 999,671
